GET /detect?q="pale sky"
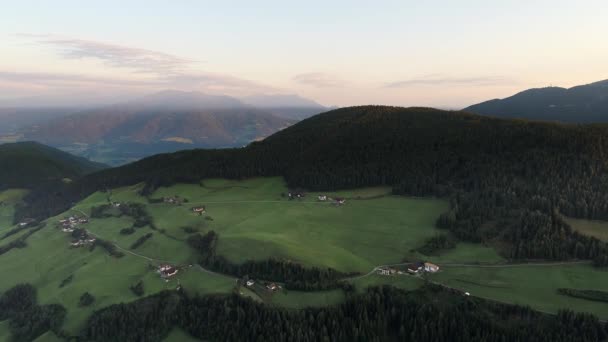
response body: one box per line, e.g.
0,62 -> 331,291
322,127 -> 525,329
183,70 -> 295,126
1,0 -> 607,108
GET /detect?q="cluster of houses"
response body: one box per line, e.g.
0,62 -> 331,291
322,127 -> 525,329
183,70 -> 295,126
317,195 -> 346,205
157,264 -> 179,279
407,261 -> 440,274
288,192 -> 305,200
70,236 -> 96,248
377,262 -> 440,276
58,215 -> 89,233
243,278 -> 281,292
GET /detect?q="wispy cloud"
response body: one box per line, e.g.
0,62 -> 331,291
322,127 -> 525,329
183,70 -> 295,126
38,38 -> 194,76
293,72 -> 347,88
8,34 -> 281,97
385,75 -> 516,88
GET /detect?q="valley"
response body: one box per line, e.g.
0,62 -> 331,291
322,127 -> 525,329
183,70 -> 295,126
3,177 -> 608,340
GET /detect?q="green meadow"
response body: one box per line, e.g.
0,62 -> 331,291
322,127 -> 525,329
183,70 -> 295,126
4,177 -> 608,340
566,217 -> 608,242
429,263 -> 608,319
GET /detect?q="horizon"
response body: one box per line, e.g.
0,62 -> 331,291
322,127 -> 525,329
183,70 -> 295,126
2,1 -> 608,108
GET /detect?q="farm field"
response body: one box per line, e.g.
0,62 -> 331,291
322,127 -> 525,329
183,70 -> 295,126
566,217 -> 608,242
429,263 -> 608,319
150,178 -> 449,273
5,176 -> 608,340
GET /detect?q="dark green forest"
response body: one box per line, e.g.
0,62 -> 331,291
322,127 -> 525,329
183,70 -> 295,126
0,141 -> 105,190
79,284 -> 607,342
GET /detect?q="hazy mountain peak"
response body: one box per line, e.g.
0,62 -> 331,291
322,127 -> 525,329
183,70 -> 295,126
242,94 -> 324,108
130,90 -> 247,109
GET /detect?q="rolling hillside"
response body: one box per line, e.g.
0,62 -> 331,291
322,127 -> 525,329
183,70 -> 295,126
465,79 -> 608,122
0,141 -> 105,190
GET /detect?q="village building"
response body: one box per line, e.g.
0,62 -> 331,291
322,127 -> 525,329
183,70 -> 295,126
407,262 -> 424,274
318,195 -> 327,201
424,262 -> 440,273
266,283 -> 279,291
158,264 -> 179,278
334,197 -> 346,205
192,206 -> 206,214
246,280 -> 255,287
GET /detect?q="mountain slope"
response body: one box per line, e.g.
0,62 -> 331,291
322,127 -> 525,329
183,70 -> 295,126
242,94 -> 327,120
20,91 -> 295,165
0,141 -> 106,189
464,79 -> 608,122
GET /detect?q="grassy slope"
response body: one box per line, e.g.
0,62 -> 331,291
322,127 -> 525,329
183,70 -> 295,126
0,189 -> 28,228
151,178 -> 449,273
4,177 -> 608,339
429,263 -> 608,319
566,217 -> 608,242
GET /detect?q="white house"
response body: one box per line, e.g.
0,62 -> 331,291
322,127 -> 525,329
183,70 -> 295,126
424,262 -> 439,273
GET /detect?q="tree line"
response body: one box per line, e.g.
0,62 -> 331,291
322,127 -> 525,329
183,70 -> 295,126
0,284 -> 66,341
82,283 -> 607,342
187,231 -> 355,291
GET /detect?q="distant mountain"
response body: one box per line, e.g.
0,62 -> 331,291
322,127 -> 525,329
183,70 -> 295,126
464,79 -> 608,122
0,141 -> 105,190
0,107 -> 80,134
20,91 -> 295,165
131,90 -> 247,109
242,94 -> 328,120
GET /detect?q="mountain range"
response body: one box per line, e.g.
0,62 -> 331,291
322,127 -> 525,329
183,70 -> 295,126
465,79 -> 608,122
3,91 -> 326,165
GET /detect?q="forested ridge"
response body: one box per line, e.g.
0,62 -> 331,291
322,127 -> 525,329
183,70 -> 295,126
0,141 -> 105,190
80,284 -> 607,342
15,106 -> 608,263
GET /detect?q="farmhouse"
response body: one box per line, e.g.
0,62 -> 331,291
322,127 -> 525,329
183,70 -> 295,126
424,262 -> 440,273
158,264 -> 179,278
377,267 -> 397,276
246,280 -> 255,287
266,283 -> 279,291
318,195 -> 327,201
192,206 -> 206,214
335,197 -> 346,205
407,262 -> 424,274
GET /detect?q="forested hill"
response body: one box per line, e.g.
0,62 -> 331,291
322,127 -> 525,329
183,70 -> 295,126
464,79 -> 608,123
18,106 -> 608,263
0,141 -> 106,190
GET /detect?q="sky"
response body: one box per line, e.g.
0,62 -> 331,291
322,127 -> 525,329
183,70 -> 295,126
1,0 -> 607,108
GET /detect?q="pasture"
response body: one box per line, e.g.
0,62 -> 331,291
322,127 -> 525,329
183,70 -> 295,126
566,217 -> 608,242
5,176 -> 608,339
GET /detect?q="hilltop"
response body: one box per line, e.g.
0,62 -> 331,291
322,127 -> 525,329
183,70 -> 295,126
465,79 -> 608,122
0,141 -> 105,190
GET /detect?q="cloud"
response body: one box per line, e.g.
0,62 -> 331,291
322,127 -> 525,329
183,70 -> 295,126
0,71 -> 152,87
293,72 -> 347,88
385,75 -> 516,88
8,35 -> 282,97
38,38 -> 194,76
